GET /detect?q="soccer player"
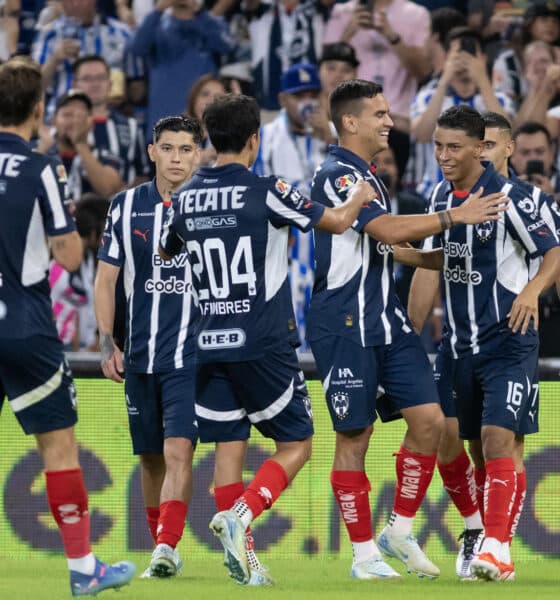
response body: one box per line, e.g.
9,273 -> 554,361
307,80 -> 508,580
94,115 -> 201,577
425,105 -> 559,581
0,57 -> 135,596
159,93 -> 377,585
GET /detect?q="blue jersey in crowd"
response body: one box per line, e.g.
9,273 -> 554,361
426,163 -> 558,358
308,145 -> 413,347
160,163 -> 325,362
98,181 -> 197,373
0,132 -> 75,339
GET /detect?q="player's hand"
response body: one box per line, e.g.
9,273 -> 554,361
100,333 -> 124,383
54,38 -> 80,63
455,186 -> 509,224
508,282 -> 539,334
348,179 -> 377,205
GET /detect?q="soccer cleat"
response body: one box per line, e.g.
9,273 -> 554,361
499,562 -> 515,581
456,528 -> 484,579
350,557 -> 402,579
148,543 -> 181,578
470,552 -> 502,581
245,563 -> 275,586
142,547 -> 183,578
210,510 -> 249,584
377,527 -> 440,578
70,557 -> 136,596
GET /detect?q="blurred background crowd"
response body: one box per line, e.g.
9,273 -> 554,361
2,0 -> 560,356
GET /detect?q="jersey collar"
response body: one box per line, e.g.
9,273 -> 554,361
148,179 -> 165,206
198,163 -> 247,178
327,144 -> 372,173
0,132 -> 30,148
452,161 -> 497,197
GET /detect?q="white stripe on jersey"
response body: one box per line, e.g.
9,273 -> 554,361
106,119 -> 120,159
327,229 -> 361,289
322,366 -> 333,392
264,222 -> 289,301
195,403 -> 247,421
174,251 -> 193,369
10,362 -> 64,412
41,164 -> 67,229
248,378 -> 294,423
443,191 -> 459,358
22,200 -> 49,286
147,204 -> 164,372
265,191 -> 310,228
358,235 -> 369,346
395,307 -> 412,333
108,203 -> 121,259
323,177 -> 342,206
506,200 -> 538,255
465,224 -> 480,354
122,189 -> 135,357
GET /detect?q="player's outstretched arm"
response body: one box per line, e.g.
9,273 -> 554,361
49,231 -> 83,273
94,261 -> 124,383
509,246 -> 560,334
315,180 -> 377,233
393,244 -> 444,271
407,268 -> 441,334
364,187 -> 507,244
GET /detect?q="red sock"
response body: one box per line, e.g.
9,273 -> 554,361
474,466 -> 486,523
239,460 -> 288,520
156,500 -> 187,548
393,446 -> 436,517
214,482 -> 245,511
330,470 -> 372,542
46,468 -> 91,558
437,450 -> 479,518
484,457 -> 516,542
146,506 -> 159,544
508,469 -> 526,543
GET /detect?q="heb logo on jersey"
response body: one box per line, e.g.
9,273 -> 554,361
334,173 -> 356,192
185,214 -> 237,231
198,328 -> 246,350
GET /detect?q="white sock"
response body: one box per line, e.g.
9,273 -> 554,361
352,539 -> 381,564
479,536 -> 501,558
464,511 -> 484,530
387,511 -> 414,536
67,552 -> 96,575
500,542 -> 511,564
232,501 -> 253,529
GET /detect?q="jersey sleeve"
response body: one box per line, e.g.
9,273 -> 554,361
505,190 -> 559,258
97,193 -> 125,266
159,200 -> 186,258
539,191 -> 560,241
422,184 -> 442,250
38,159 -> 76,236
265,177 -> 325,232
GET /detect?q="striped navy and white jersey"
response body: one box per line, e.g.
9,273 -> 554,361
425,163 -> 558,358
307,145 -> 412,347
0,132 -> 75,339
98,181 -> 196,374
160,163 -> 325,362
91,111 -> 150,185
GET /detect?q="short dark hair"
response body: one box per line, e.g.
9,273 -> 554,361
444,26 -> 483,52
152,115 -> 203,145
513,121 -> 552,146
0,57 -> 43,126
431,8 -> 467,44
329,79 -> 383,133
72,55 -> 110,77
203,94 -> 260,153
482,112 -> 512,134
74,193 -> 109,239
436,105 -> 485,140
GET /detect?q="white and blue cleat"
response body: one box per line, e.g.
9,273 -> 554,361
350,557 -> 402,580
143,544 -> 183,578
377,527 -> 440,579
210,510 -> 250,584
70,557 -> 136,596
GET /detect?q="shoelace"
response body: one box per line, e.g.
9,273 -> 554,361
458,529 -> 483,558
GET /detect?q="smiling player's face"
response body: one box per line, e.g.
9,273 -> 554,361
434,126 -> 483,188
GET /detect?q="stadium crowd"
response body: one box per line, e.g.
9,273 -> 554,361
1,0 -> 560,354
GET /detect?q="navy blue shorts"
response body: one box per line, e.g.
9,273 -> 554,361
433,344 -> 456,418
0,335 -> 77,435
195,345 -> 314,443
453,338 -> 539,440
310,332 -> 438,432
125,365 -> 198,455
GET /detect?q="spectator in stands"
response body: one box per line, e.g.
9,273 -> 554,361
38,89 -> 124,200
411,26 -> 514,201
245,0 -> 335,112
185,73 -> 227,167
32,0 -> 140,119
324,0 -> 431,178
72,55 -> 150,186
0,0 -> 19,59
127,0 -> 235,137
466,0 -> 518,63
493,0 -> 560,109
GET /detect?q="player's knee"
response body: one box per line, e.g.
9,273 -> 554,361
163,437 -> 194,470
481,426 -> 515,460
297,436 -> 313,466
140,453 -> 165,474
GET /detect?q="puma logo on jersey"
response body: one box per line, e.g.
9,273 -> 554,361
491,478 -> 509,487
507,404 -> 521,419
133,228 -> 149,242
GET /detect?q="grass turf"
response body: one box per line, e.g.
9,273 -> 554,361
0,557 -> 559,599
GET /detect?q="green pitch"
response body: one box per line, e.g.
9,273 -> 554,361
0,557 -> 558,600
